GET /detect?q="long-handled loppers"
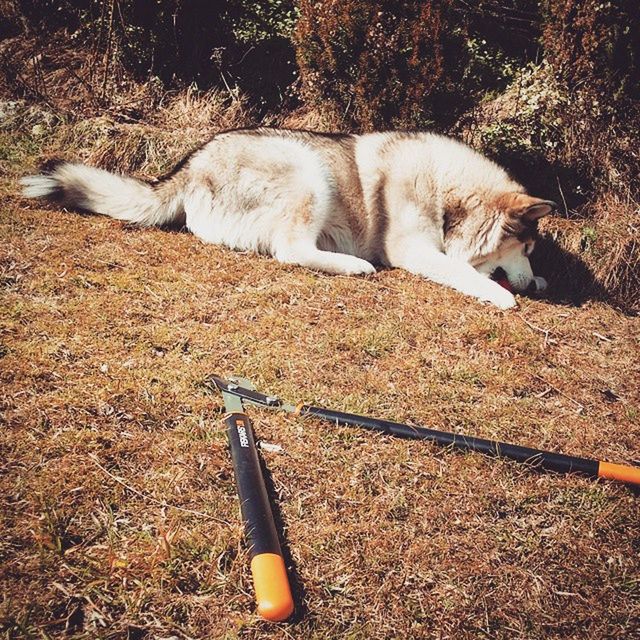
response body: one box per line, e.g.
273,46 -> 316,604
219,381 -> 294,622
212,375 -> 640,487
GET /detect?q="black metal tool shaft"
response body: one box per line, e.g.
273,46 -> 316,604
296,405 -> 600,477
225,412 -> 283,556
211,375 -> 640,485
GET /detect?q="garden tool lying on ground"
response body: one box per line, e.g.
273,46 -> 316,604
219,381 -> 294,623
212,375 -> 640,487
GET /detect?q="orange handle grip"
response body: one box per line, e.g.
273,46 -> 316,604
598,461 -> 640,486
250,553 -> 294,622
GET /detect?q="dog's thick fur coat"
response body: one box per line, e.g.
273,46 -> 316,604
21,128 -> 556,308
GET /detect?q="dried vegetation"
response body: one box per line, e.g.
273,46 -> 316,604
1,3 -> 639,636
1,97 -> 639,638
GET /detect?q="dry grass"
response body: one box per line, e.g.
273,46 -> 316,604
533,194 -> 640,313
0,32 -> 151,117
48,88 -> 255,179
1,104 -> 640,639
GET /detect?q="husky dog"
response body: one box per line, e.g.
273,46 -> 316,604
21,129 -> 555,308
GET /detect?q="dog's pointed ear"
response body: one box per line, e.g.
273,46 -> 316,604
498,193 -> 557,220
521,198 -> 557,221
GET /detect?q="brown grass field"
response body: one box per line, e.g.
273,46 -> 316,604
1,105 -> 639,639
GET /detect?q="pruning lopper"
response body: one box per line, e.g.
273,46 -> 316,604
216,376 -> 294,623
211,373 -> 640,623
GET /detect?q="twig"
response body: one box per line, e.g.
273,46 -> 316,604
88,454 -> 228,523
89,0 -> 108,83
556,176 -> 569,216
516,314 -> 556,348
531,374 -> 585,414
101,0 -> 116,100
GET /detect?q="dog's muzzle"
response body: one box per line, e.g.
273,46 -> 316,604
491,268 -> 547,294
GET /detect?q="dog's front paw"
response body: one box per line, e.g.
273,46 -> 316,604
482,282 -> 517,309
493,289 -> 517,309
351,258 -> 377,276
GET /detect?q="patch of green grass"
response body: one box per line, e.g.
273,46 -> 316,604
0,132 -> 37,161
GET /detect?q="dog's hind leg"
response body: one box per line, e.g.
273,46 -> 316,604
272,190 -> 376,276
274,238 -> 376,276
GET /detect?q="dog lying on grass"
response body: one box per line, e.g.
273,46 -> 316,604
22,128 -> 555,308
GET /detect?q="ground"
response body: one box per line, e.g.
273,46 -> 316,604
1,128 -> 639,639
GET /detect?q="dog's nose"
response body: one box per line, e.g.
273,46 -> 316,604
525,280 -> 537,294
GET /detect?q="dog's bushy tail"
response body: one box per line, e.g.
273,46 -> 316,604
20,161 -> 184,227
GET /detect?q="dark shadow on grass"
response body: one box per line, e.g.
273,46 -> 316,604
529,235 -> 606,307
530,236 -> 637,316
626,483 -> 640,499
121,221 -> 190,233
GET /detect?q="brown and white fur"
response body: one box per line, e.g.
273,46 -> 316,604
21,128 -> 555,309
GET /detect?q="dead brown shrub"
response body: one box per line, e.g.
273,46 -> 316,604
294,0 -> 465,131
0,31 -> 163,118
543,0 -> 639,102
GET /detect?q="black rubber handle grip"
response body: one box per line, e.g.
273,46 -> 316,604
225,412 -> 282,557
225,412 -> 294,621
297,405 -> 600,477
